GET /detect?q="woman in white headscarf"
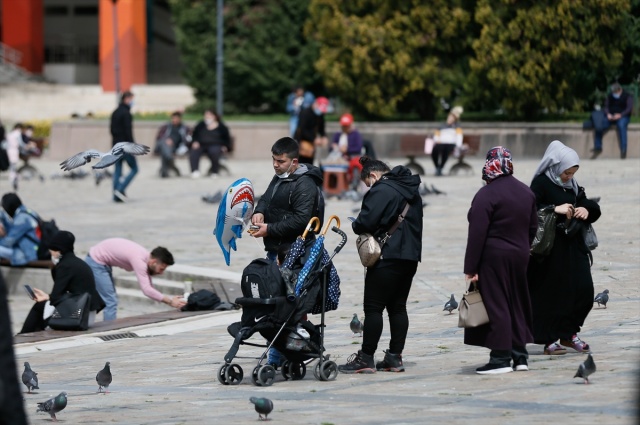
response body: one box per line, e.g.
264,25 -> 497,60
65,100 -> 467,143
528,140 -> 601,355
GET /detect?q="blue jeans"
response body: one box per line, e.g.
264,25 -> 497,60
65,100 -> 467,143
594,116 -> 630,153
112,153 -> 139,194
85,254 -> 118,321
289,116 -> 299,138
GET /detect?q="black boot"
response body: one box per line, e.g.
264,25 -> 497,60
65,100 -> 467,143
376,350 -> 405,372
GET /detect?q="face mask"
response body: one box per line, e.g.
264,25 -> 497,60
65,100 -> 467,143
51,255 -> 61,265
25,130 -> 33,137
128,100 -> 134,108
205,118 -> 215,125
313,108 -> 322,116
612,92 -> 621,99
276,161 -> 295,179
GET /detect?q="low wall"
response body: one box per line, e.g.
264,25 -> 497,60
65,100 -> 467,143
48,120 -> 639,162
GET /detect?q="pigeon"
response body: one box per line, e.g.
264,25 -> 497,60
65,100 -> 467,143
60,142 -> 150,171
419,182 -> 432,196
443,294 -> 458,314
36,391 -> 67,422
96,361 -> 112,394
350,313 -> 364,337
202,189 -> 224,204
22,362 -> 39,393
594,289 -> 609,308
574,353 -> 596,384
431,184 -> 446,195
250,396 -> 273,421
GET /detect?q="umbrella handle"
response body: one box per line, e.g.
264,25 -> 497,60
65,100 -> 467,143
322,215 -> 340,235
302,217 -> 321,238
331,226 -> 348,254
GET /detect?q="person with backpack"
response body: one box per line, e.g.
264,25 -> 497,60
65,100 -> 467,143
250,136 -> 324,367
0,193 -> 41,266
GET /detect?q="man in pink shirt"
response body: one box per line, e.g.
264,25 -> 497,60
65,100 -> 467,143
85,238 -> 186,320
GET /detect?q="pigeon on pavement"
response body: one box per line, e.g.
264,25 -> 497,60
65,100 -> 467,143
431,184 -> 446,195
22,362 -> 39,393
96,362 -> 112,394
36,391 -> 67,422
574,353 -> 596,384
594,289 -> 609,308
202,190 -> 224,204
443,294 -> 458,314
419,182 -> 432,196
60,142 -> 150,171
350,313 -> 364,337
250,396 -> 273,421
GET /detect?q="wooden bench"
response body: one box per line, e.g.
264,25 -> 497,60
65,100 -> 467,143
449,135 -> 481,175
397,134 -> 482,175
0,258 -> 53,269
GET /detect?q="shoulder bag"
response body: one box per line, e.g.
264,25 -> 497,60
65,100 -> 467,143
530,205 -> 557,256
356,202 -> 410,267
458,281 -> 489,328
48,292 -> 92,331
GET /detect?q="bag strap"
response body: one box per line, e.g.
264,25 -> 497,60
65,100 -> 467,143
380,201 -> 410,245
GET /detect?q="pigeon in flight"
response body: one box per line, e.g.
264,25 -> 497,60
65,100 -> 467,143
350,313 -> 364,337
22,362 -> 39,393
443,294 -> 458,314
250,396 -> 273,421
36,391 -> 67,422
574,353 -> 596,384
60,142 -> 150,171
96,361 -> 112,394
594,289 -> 609,308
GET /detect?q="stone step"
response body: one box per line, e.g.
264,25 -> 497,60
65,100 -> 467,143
113,275 -> 188,297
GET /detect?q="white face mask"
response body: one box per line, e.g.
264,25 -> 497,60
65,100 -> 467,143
276,161 -> 295,179
205,117 -> 216,125
51,255 -> 61,265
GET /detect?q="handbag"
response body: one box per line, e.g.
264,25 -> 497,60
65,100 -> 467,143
583,223 -> 598,250
530,205 -> 557,256
458,281 -> 489,328
356,202 -> 410,267
48,292 -> 92,331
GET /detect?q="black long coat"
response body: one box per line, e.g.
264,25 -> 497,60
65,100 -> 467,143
527,174 -> 601,344
51,251 -> 105,312
464,175 -> 538,350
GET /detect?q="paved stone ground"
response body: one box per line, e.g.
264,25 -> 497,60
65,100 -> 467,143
3,153 -> 639,424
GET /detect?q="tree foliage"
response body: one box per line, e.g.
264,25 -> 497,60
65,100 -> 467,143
467,0 -> 631,117
168,0 -> 321,114
306,0 -> 474,119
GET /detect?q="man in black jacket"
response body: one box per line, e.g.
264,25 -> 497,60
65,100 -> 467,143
110,91 -> 138,202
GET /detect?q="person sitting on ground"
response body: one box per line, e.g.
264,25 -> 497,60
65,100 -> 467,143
0,193 -> 40,266
432,106 -> 464,176
84,238 -> 186,321
155,111 -> 191,178
189,108 -> 232,178
19,231 -> 105,334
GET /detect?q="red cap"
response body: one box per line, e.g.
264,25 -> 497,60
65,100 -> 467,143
315,97 -> 330,113
339,113 -> 354,126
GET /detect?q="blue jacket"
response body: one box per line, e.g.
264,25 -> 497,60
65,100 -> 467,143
286,91 -> 315,116
0,206 -> 40,265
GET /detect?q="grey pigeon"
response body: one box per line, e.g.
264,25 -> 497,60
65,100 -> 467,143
594,289 -> 609,308
574,353 -> 596,384
419,182 -> 432,196
202,190 -> 224,204
22,362 -> 39,393
36,391 -> 67,422
443,294 -> 458,314
96,362 -> 112,394
431,184 -> 446,195
60,142 -> 150,171
350,313 -> 364,337
250,396 -> 273,421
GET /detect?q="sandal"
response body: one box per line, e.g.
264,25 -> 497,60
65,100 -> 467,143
544,342 -> 567,355
560,335 -> 590,352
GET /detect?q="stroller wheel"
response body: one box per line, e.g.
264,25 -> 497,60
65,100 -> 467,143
253,365 -> 276,387
281,361 -> 291,380
224,363 -> 244,385
288,361 -> 306,380
217,364 -> 230,385
317,361 -> 338,381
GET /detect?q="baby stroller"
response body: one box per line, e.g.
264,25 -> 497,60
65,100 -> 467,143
218,216 -> 346,387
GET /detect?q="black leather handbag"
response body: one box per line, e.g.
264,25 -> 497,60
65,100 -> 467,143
48,292 -> 92,331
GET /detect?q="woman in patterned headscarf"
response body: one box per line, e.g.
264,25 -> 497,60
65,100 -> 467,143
463,147 -> 538,374
528,140 -> 601,356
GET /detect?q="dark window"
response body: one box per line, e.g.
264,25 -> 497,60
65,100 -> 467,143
73,6 -> 98,16
45,6 -> 68,16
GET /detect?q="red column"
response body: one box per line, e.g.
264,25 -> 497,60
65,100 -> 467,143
1,0 -> 44,73
99,0 -> 147,92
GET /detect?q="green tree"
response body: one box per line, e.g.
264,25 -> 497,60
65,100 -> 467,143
169,0 -> 321,114
306,0 -> 474,119
467,0 -> 631,117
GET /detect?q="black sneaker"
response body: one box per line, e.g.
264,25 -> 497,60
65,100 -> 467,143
338,350 -> 375,374
376,350 -> 405,372
513,357 -> 529,372
475,362 -> 512,375
590,149 -> 602,160
114,190 -> 127,202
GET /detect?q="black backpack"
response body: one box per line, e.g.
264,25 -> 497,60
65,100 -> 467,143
24,211 -> 59,260
181,289 -> 221,311
241,258 -> 285,299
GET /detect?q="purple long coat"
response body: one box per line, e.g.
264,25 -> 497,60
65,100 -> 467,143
463,175 -> 538,350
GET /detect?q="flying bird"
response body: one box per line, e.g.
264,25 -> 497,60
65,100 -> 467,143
36,391 -> 67,422
96,361 -> 112,394
443,294 -> 458,314
60,142 -> 150,171
22,362 -> 39,393
574,353 -> 596,384
350,313 -> 364,337
594,289 -> 609,308
250,396 -> 273,421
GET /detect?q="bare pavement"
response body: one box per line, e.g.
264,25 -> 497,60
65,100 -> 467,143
3,154 -> 639,424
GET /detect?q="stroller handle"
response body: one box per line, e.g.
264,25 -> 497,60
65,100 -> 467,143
331,226 -> 348,254
322,215 -> 340,235
302,217 -> 321,238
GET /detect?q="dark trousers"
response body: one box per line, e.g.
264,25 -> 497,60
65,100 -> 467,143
431,144 -> 455,170
190,144 -> 223,174
157,140 -> 180,177
489,346 -> 528,365
20,301 -> 48,334
362,260 -> 417,356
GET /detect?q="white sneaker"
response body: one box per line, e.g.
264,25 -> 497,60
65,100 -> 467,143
210,173 -> 219,179
191,171 -> 201,179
